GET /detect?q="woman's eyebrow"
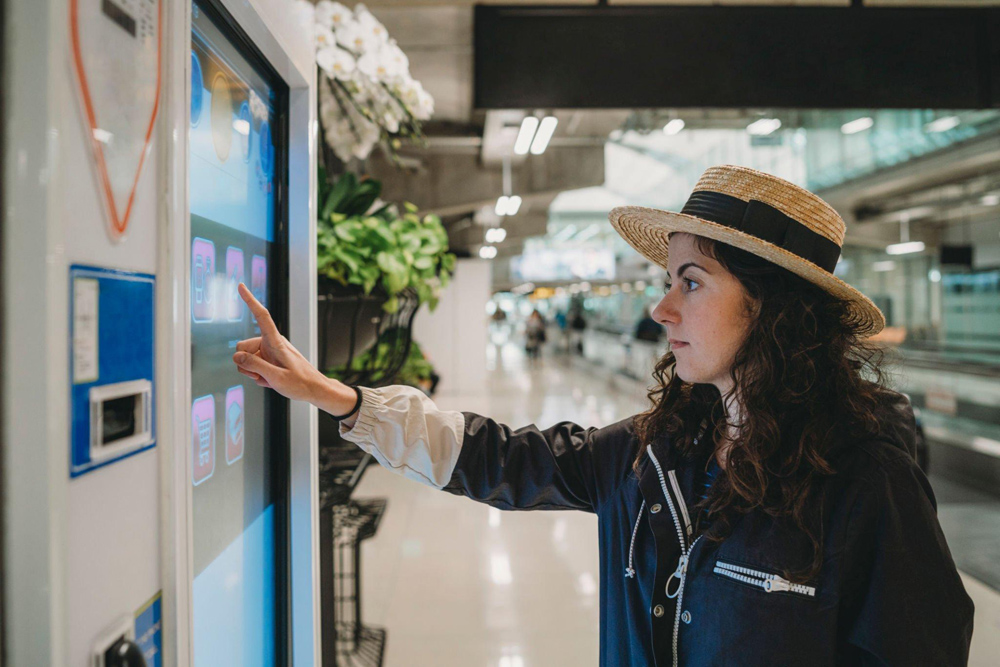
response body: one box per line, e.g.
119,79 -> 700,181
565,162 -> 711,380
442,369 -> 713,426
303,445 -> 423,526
666,262 -> 710,279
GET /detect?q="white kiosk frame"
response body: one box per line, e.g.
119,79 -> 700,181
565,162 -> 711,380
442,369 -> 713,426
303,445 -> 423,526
161,1 -> 320,664
2,0 -> 319,663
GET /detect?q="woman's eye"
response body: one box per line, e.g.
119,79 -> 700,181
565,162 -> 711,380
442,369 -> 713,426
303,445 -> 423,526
684,278 -> 699,292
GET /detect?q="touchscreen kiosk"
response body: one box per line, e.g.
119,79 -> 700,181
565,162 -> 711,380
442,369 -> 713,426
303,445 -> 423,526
189,2 -> 288,663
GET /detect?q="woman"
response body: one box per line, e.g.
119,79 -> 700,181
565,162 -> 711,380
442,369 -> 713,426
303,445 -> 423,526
233,166 -> 974,666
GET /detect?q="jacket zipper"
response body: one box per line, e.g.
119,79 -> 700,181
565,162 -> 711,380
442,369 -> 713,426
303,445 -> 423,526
646,446 -> 698,667
714,561 -> 816,597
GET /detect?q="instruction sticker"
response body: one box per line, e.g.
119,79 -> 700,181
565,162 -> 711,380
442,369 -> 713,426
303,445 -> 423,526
72,277 -> 100,384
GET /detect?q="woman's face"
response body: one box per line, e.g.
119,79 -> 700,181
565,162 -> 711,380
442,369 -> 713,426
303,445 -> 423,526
651,233 -> 753,394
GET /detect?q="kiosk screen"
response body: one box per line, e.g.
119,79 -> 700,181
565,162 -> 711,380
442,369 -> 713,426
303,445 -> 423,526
189,2 -> 287,664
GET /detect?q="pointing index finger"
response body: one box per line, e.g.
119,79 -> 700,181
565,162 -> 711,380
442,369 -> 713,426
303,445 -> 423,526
238,283 -> 278,335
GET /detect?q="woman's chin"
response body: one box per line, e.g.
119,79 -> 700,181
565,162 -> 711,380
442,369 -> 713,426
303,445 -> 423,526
674,363 -> 707,386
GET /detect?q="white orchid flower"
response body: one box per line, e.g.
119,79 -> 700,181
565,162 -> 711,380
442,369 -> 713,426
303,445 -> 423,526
355,7 -> 389,45
314,25 -> 336,51
382,42 -> 409,79
382,111 -> 400,133
315,1 -> 351,29
357,49 -> 400,82
317,46 -> 356,81
329,2 -> 354,27
335,21 -> 377,55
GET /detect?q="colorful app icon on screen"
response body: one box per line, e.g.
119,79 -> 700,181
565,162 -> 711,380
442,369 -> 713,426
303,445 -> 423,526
225,385 -> 244,464
192,395 -> 215,486
192,237 -> 216,323
226,246 -> 245,321
250,254 -> 266,322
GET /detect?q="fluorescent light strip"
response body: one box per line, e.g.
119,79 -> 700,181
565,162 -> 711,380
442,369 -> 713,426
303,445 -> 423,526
529,116 -> 558,155
841,117 -> 874,135
886,241 -> 925,255
495,196 -> 509,216
553,224 -> 578,242
575,224 -> 602,242
925,115 -> 960,133
506,195 -> 522,216
663,119 -> 685,135
746,118 -> 781,136
514,116 -> 539,155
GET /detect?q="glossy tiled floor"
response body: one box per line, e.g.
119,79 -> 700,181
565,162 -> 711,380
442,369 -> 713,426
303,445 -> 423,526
352,336 -> 1000,666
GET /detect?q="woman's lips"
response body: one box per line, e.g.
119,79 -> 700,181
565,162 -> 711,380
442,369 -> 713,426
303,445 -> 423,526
668,339 -> 689,349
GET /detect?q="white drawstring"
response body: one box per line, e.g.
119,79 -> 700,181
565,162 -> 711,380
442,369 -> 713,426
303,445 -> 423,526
625,499 -> 645,579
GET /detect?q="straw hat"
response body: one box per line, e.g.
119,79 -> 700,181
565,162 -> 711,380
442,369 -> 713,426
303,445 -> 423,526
608,165 -> 885,336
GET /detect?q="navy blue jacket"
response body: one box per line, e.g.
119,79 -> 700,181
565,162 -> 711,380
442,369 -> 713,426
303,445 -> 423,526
443,399 -> 975,666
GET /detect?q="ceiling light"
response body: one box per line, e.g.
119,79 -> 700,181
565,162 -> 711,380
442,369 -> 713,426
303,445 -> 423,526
495,196 -> 510,216
872,260 -> 896,272
514,116 -> 539,155
886,241 -> 925,255
575,224 -> 602,242
506,195 -> 522,216
929,269 -> 941,283
529,116 -> 558,155
479,245 -> 498,259
485,227 -> 507,243
553,224 -> 578,242
746,118 -> 781,136
924,116 -> 960,133
663,119 -> 685,135
982,194 -> 1000,206
841,117 -> 874,135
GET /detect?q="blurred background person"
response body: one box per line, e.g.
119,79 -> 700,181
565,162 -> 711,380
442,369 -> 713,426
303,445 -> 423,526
525,309 -> 547,361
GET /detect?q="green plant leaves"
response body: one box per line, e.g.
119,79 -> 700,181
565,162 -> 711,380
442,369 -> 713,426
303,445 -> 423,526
316,171 -> 457,313
321,171 -> 356,220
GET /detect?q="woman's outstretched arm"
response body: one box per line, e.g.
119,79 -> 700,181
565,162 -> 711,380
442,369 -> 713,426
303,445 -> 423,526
231,284 -> 636,513
336,384 -> 636,513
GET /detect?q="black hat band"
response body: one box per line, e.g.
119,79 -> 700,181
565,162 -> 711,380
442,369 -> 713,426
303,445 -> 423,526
680,190 -> 842,273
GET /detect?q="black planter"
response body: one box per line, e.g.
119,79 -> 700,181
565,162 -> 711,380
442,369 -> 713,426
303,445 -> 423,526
317,277 -> 389,371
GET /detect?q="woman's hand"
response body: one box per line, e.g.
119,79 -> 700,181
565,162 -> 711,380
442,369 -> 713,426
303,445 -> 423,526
232,283 -> 356,416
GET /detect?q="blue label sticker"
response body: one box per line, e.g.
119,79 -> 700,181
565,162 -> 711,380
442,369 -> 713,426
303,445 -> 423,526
135,592 -> 162,667
68,265 -> 156,477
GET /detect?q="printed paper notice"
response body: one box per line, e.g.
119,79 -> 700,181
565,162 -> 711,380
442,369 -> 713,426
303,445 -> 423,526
73,278 -> 100,384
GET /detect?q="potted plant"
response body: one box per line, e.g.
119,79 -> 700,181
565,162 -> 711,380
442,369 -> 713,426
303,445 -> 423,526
316,170 -> 456,370
324,329 -> 438,394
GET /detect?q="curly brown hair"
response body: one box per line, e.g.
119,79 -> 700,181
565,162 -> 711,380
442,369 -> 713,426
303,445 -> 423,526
633,234 -> 900,582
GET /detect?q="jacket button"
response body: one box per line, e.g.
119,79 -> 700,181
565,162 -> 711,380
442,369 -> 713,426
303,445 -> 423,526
653,604 -> 665,618
681,610 -> 692,624
650,503 -> 662,514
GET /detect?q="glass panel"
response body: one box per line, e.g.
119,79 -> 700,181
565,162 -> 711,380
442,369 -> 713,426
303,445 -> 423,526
189,2 -> 283,664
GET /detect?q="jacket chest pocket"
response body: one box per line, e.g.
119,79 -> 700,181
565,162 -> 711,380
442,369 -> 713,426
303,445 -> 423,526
713,560 -> 816,598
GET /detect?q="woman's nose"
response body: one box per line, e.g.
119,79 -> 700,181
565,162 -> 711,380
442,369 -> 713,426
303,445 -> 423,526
651,295 -> 678,326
